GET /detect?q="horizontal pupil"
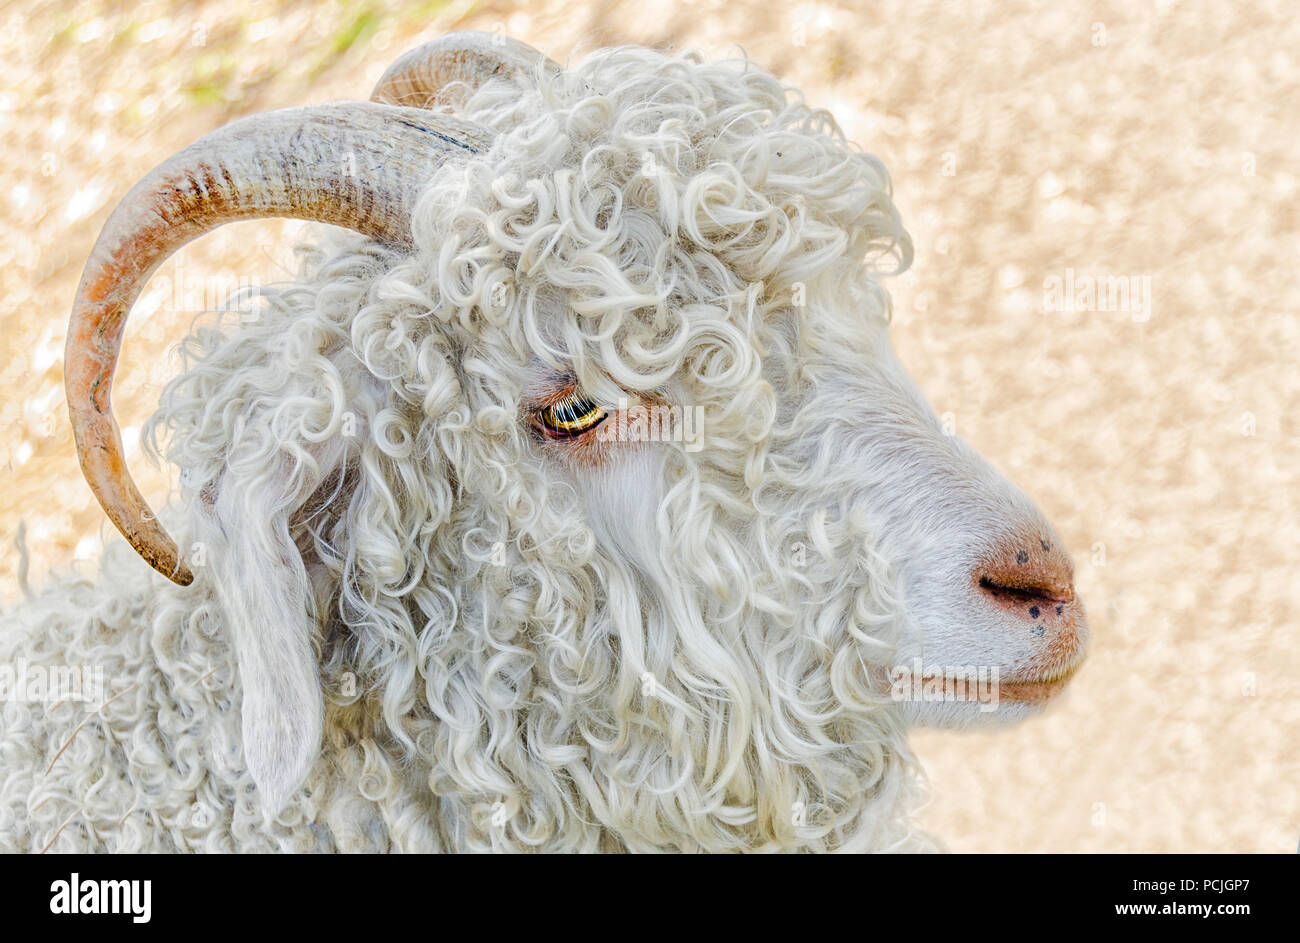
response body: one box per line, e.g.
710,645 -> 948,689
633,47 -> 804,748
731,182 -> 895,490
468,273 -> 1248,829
542,395 -> 605,433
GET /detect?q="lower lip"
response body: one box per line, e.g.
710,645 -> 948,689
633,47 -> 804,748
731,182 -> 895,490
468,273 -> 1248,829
995,670 -> 1079,705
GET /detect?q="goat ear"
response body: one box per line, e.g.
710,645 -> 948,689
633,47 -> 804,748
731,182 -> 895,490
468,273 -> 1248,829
201,471 -> 323,813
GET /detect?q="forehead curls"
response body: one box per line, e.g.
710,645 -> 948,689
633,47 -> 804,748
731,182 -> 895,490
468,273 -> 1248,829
411,45 -> 913,388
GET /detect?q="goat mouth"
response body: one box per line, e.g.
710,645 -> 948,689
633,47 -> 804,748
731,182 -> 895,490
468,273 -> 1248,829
996,660 -> 1084,705
886,654 -> 1084,710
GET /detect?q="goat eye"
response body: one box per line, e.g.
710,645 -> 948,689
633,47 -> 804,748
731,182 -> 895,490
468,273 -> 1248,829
535,392 -> 608,437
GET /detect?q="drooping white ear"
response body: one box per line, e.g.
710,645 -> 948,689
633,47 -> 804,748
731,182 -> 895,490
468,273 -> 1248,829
202,469 -> 323,813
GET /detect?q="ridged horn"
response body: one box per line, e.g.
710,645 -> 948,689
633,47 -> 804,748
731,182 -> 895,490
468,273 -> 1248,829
66,102 -> 492,585
371,30 -> 560,108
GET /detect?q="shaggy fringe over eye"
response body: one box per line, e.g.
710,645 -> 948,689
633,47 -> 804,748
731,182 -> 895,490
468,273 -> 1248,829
126,45 -> 933,851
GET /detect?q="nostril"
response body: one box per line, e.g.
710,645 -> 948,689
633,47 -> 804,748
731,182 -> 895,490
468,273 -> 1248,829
975,531 -> 1076,619
978,576 -> 1072,609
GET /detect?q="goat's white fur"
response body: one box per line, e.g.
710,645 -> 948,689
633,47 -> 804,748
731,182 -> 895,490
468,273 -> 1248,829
1,42 -> 1076,852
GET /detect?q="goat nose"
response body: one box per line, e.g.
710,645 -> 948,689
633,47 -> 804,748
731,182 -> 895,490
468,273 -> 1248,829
975,530 -> 1076,621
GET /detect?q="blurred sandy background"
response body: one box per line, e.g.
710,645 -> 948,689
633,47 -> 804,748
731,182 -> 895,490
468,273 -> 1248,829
1,0 -> 1296,852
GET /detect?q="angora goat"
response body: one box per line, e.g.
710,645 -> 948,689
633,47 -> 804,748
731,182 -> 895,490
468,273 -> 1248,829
1,33 -> 1088,852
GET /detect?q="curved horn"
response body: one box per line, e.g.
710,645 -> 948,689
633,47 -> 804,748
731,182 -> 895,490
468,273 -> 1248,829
66,102 -> 492,585
371,31 -> 561,109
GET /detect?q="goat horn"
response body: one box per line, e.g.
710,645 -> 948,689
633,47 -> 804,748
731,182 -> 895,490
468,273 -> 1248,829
66,102 -> 492,586
371,31 -> 561,108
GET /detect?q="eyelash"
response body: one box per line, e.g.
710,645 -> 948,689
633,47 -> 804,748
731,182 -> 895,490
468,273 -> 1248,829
534,391 -> 608,437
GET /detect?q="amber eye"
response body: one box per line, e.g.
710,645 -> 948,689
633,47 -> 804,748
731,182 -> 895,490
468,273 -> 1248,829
535,392 -> 607,437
